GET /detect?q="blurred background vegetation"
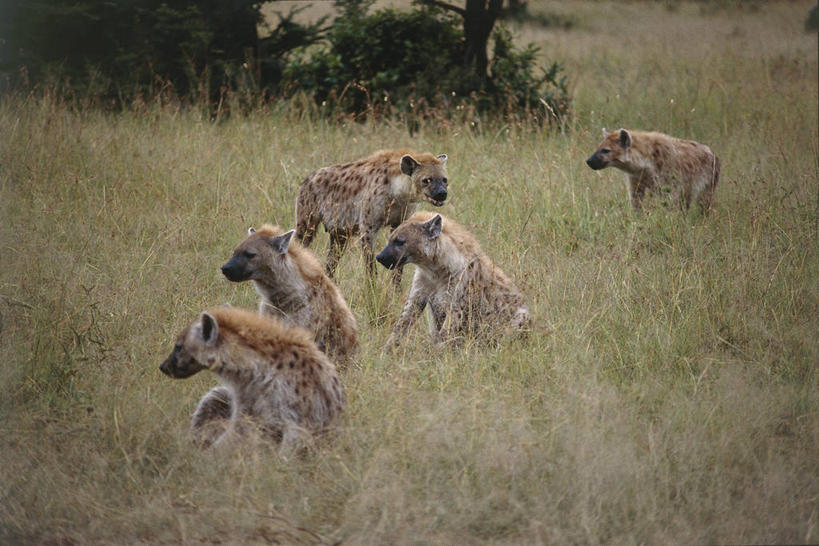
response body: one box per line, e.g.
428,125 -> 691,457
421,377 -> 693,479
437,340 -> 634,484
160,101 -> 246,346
0,0 -> 571,123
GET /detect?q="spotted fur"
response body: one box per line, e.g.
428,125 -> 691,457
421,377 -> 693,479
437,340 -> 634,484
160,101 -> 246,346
221,224 -> 358,365
159,307 -> 346,449
586,128 -> 720,212
296,149 -> 449,281
376,212 -> 530,348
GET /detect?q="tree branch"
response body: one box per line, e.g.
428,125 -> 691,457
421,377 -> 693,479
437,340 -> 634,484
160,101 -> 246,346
417,0 -> 466,17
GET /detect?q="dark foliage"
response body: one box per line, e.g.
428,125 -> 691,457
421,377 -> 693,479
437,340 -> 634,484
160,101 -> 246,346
0,0 -> 570,123
284,1 -> 570,123
0,0 -> 315,101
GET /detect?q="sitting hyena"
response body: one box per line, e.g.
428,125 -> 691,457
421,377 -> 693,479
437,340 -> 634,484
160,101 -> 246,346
221,224 -> 358,365
159,307 -> 346,449
296,149 -> 449,281
586,128 -> 720,212
376,212 -> 530,348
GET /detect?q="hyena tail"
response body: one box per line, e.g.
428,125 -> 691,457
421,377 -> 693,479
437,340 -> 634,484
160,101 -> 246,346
295,183 -> 319,247
698,154 -> 721,214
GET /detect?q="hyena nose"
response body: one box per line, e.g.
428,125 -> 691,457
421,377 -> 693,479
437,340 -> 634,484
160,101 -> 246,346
586,155 -> 603,170
221,262 -> 239,281
432,188 -> 447,202
376,250 -> 395,270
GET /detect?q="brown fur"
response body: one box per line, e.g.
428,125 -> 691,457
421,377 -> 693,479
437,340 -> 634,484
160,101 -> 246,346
586,128 -> 720,212
221,224 -> 358,365
296,149 -> 449,281
376,212 -> 530,348
159,307 -> 346,449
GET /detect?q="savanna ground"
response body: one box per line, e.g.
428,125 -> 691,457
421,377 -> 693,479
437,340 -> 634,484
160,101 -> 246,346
1,0 -> 817,543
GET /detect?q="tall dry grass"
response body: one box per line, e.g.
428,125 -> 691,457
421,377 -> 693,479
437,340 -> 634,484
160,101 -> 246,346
0,0 -> 817,543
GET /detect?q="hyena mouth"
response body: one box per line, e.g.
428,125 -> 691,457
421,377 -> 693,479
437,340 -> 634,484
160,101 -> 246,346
425,196 -> 446,207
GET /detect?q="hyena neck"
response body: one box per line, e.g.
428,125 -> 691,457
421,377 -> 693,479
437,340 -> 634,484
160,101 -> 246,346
252,273 -> 309,313
620,149 -> 657,177
210,356 -> 256,389
429,237 -> 472,279
388,174 -> 414,201
216,374 -> 263,413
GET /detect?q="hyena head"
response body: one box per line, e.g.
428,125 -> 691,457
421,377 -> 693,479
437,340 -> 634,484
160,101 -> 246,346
221,226 -> 296,283
376,213 -> 442,270
401,153 -> 449,207
586,128 -> 633,171
159,312 -> 220,379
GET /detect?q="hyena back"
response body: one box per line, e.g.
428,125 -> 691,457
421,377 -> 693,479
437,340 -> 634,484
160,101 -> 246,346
376,212 -> 530,348
296,149 -> 449,280
586,128 -> 720,212
159,307 -> 346,449
221,224 -> 358,365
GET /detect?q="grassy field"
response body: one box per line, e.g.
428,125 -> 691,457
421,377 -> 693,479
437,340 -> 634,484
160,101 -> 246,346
1,0 -> 817,543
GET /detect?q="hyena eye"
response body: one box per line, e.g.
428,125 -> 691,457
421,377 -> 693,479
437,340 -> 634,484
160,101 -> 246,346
243,251 -> 257,260
442,178 -> 448,185
600,148 -> 611,154
393,238 -> 405,247
422,178 -> 430,186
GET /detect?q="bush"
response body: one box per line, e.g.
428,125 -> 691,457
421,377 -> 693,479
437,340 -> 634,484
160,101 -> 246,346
282,2 -> 571,124
0,0 -> 316,104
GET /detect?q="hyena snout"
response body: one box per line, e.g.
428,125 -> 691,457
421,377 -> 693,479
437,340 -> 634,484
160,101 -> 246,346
160,347 -> 203,379
424,180 -> 448,206
159,357 -> 172,376
586,153 -> 607,170
221,257 -> 251,282
376,245 -> 407,270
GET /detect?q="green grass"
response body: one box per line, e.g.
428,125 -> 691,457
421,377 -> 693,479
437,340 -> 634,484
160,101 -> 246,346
1,1 -> 817,543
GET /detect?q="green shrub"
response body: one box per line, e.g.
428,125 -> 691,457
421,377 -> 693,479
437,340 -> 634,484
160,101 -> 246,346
282,3 -> 571,124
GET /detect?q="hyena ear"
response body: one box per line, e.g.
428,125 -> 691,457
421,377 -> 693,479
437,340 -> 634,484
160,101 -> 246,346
618,129 -> 632,149
248,227 -> 256,236
200,312 -> 219,346
269,229 -> 295,254
423,214 -> 443,239
437,154 -> 447,165
400,154 -> 421,176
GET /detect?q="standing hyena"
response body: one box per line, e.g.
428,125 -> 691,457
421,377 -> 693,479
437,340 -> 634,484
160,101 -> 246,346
296,149 -> 449,282
159,307 -> 346,449
220,224 -> 358,365
585,128 -> 720,212
376,212 -> 530,349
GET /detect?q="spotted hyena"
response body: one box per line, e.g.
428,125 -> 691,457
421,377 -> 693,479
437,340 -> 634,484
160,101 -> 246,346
159,307 -> 346,449
586,128 -> 720,212
296,149 -> 449,282
376,212 -> 530,348
221,225 -> 358,365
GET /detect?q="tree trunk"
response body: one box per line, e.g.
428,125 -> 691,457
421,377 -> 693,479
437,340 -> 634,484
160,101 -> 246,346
418,0 -> 504,84
462,0 -> 503,83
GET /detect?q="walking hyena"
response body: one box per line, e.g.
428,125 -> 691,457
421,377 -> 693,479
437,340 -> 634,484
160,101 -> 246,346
296,149 -> 449,282
220,224 -> 358,365
375,212 -> 530,348
585,128 -> 720,212
159,307 -> 346,449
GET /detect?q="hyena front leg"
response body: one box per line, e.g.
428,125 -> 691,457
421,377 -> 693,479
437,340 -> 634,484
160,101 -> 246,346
295,195 -> 319,248
428,300 -> 448,344
326,230 -> 350,278
627,177 -> 642,210
386,287 -> 429,349
359,229 -> 377,277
